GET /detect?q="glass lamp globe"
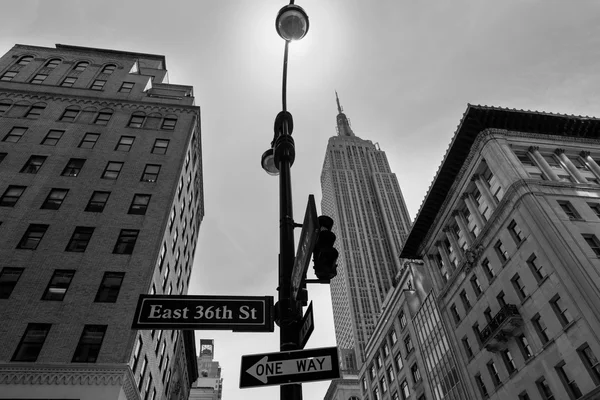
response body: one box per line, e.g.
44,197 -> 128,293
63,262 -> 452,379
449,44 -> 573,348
261,148 -> 279,176
276,4 -> 309,41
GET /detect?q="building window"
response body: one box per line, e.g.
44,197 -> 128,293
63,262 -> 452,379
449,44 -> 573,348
372,387 -> 380,400
527,253 -> 547,283
72,325 -> 107,363
459,289 -> 471,311
578,343 -> 600,385
482,258 -> 495,282
90,79 -> 106,91
79,132 -> 99,149
17,224 -> 49,250
85,191 -> 110,212
25,104 -> 45,119
143,374 -> 153,400
115,136 -> 135,152
497,291 -> 507,308
404,335 -> 413,354
17,55 -> 34,66
589,203 -> 600,219
494,240 -> 508,263
380,377 -> 388,393
400,380 -> 409,399
484,307 -> 493,323
61,76 -> 77,87
519,392 -> 531,400
583,234 -> 600,257
0,185 -> 26,207
131,336 -> 142,372
11,323 -> 51,362
42,270 -> 75,301
387,365 -> 395,383
395,352 -> 403,370
101,64 -> 116,74
487,360 -> 501,386
113,229 -> 139,254
550,295 -> 573,327
473,322 -> 482,347
475,374 -> 489,398
73,61 -> 89,71
162,265 -> 170,290
556,362 -> 583,399
94,110 -> 113,125
389,329 -> 398,345
45,58 -> 60,68
382,342 -> 390,358
532,313 -> 550,344
157,243 -> 166,271
129,194 -> 151,215
469,274 -> 483,297
41,129 -> 64,145
152,139 -> 170,154
30,74 -> 48,84
376,353 -> 383,369
501,349 -> 517,374
3,126 -> 27,142
511,273 -> 528,301
1,71 -> 17,81
508,220 -> 524,243
0,152 -> 6,163
462,336 -> 473,358
450,304 -> 461,324
558,201 -> 580,219
65,226 -> 94,252
128,113 -> 146,128
536,376 -> 555,400
161,117 -> 177,130
60,106 -> 80,122
399,311 -> 407,329
517,334 -> 533,360
141,164 -> 161,182
0,267 -> 24,299
20,155 -> 47,173
119,82 -> 134,93
101,161 -> 124,180
410,363 -> 421,383
95,272 -> 125,303
61,158 -> 85,177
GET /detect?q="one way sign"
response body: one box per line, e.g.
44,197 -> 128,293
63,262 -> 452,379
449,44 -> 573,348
239,346 -> 340,388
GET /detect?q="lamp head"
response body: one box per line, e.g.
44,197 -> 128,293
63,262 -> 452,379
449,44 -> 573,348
261,148 -> 279,176
276,4 -> 309,41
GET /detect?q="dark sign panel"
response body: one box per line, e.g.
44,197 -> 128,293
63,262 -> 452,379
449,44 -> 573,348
240,346 -> 340,388
291,195 -> 319,301
132,295 -> 274,332
298,302 -> 314,349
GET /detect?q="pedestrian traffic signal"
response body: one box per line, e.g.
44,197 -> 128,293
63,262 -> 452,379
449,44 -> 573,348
312,216 -> 339,281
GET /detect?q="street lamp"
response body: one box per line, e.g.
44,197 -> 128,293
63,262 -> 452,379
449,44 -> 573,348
261,3 -> 309,400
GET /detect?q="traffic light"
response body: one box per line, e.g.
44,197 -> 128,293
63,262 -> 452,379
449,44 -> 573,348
312,215 -> 339,281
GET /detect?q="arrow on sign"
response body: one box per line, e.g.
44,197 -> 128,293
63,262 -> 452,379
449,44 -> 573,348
246,355 -> 333,383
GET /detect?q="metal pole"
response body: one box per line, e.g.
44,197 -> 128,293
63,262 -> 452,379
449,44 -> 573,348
277,119 -> 302,399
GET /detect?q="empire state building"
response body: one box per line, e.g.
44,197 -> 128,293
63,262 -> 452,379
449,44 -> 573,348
321,94 -> 412,369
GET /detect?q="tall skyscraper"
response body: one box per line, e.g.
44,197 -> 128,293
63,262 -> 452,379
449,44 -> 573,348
190,339 -> 223,400
320,94 -> 412,369
0,44 -> 202,400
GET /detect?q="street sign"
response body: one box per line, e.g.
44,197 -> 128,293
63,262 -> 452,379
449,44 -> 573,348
131,295 -> 274,332
240,346 -> 340,388
298,302 -> 314,349
291,195 -> 319,301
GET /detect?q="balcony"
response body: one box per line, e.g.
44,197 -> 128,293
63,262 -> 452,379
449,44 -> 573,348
480,304 -> 523,352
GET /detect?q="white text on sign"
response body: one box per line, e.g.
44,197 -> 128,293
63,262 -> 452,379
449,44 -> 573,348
148,305 -> 258,320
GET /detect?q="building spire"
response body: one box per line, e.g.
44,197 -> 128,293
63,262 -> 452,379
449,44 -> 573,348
335,91 -> 354,137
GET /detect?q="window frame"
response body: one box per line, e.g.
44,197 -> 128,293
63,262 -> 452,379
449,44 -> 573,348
152,138 -> 170,154
101,161 -> 124,180
128,194 -> 151,215
65,226 -> 95,252
115,135 -> 135,152
113,229 -> 140,254
90,79 -> 106,91
0,267 -> 24,299
79,132 -> 100,149
0,185 -> 26,207
85,191 -> 110,212
71,325 -> 107,363
141,164 -> 161,182
61,158 -> 86,177
11,323 -> 52,362
94,272 -> 125,303
119,82 -> 134,93
41,129 -> 64,146
3,126 -> 27,143
20,155 -> 47,173
41,269 -> 75,301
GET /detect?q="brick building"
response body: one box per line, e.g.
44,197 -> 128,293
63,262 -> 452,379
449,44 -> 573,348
0,44 -> 202,399
401,105 -> 600,399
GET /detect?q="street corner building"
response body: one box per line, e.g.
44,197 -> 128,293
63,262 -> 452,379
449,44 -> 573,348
400,104 -> 600,399
0,44 -> 203,400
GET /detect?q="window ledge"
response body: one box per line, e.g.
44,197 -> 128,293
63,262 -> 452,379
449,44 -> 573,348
520,294 -> 532,305
542,338 -> 556,351
563,319 -> 577,333
537,275 -> 549,287
515,239 -> 526,249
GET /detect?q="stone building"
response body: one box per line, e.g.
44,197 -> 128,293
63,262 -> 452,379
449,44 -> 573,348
189,339 -> 222,400
401,104 -> 600,399
0,43 -> 202,399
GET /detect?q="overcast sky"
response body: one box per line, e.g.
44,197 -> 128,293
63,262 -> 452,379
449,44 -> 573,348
3,1 -> 600,399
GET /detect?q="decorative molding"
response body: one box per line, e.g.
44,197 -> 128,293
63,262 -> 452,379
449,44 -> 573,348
0,364 -> 132,387
463,245 -> 485,273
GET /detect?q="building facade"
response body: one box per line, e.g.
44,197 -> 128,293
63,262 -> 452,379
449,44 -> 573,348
358,261 -> 468,400
0,44 -> 203,399
321,94 -> 413,370
401,105 -> 600,399
189,339 -> 223,400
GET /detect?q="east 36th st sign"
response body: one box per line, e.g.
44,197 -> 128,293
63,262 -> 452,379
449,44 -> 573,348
132,295 -> 274,332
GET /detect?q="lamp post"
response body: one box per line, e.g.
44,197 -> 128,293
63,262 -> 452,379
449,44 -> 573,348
261,3 -> 309,400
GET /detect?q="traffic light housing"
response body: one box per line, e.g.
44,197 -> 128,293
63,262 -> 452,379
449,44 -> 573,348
312,216 -> 339,281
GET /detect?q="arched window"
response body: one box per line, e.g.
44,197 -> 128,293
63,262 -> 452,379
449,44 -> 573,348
101,64 -> 116,75
73,61 -> 89,72
60,105 -> 81,122
128,111 -> 146,128
0,99 -> 13,115
17,56 -> 34,66
45,59 -> 61,69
